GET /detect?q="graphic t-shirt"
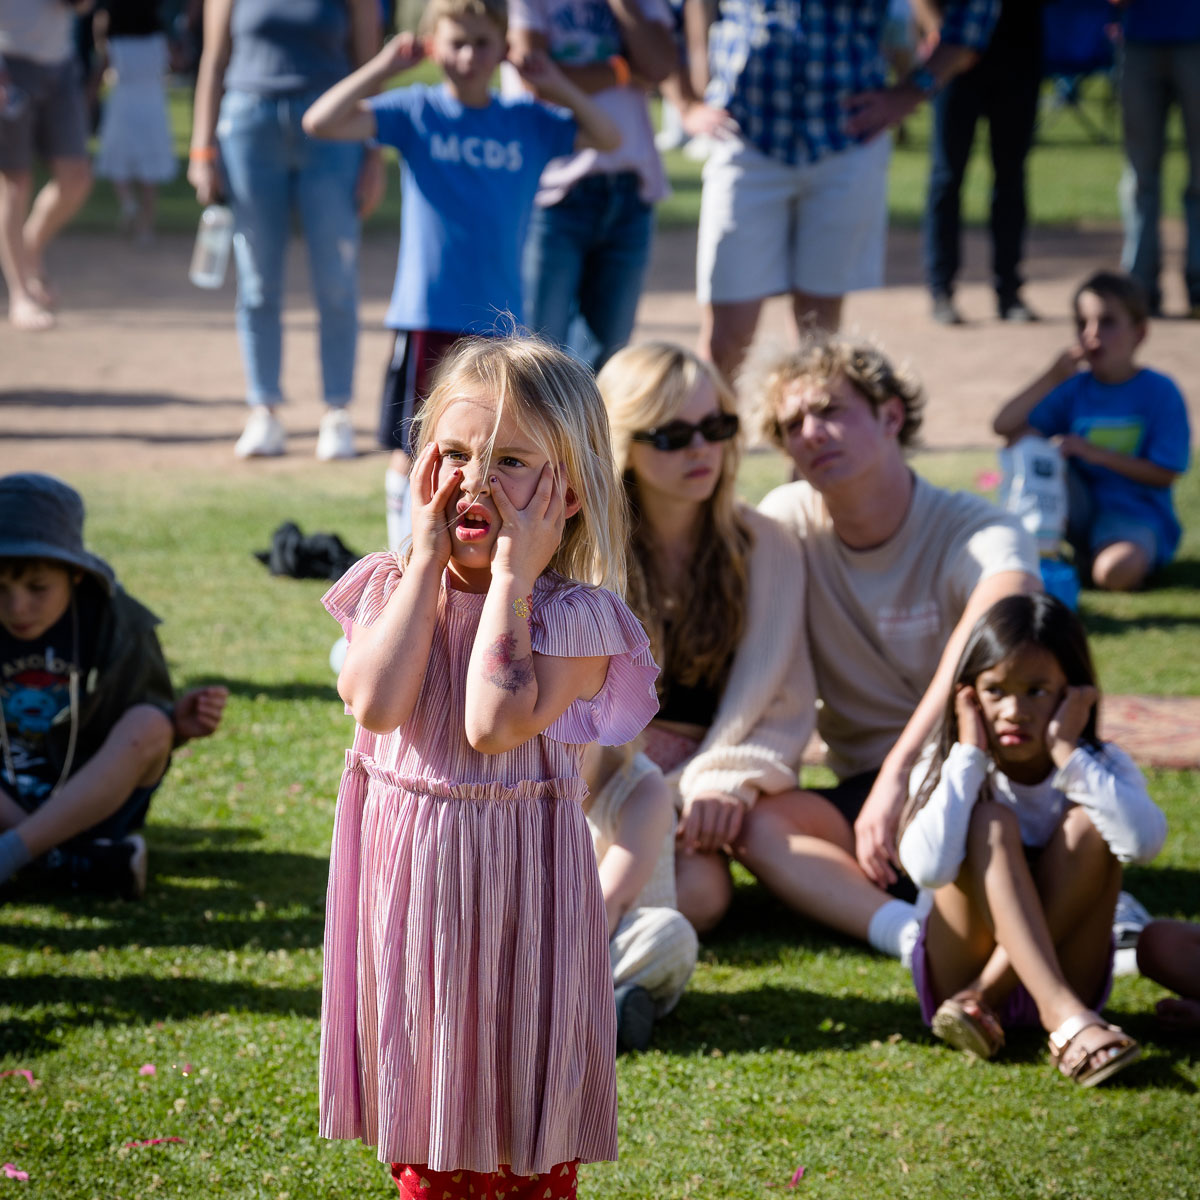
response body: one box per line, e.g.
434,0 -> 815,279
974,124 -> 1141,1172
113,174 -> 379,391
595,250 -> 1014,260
369,83 -> 577,333
1028,367 -> 1191,561
0,606 -> 95,809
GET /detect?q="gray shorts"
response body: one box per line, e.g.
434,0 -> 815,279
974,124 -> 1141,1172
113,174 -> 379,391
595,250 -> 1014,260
0,55 -> 89,172
696,134 -> 890,304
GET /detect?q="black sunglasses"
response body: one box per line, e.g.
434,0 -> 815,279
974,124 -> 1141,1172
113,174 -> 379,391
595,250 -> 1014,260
630,411 -> 739,452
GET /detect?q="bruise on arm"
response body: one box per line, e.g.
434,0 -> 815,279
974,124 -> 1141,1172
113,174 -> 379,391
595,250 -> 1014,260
482,632 -> 535,695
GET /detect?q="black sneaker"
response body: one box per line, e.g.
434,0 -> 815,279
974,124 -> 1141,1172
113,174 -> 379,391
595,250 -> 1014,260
42,835 -> 147,900
932,294 -> 965,326
615,984 -> 655,1053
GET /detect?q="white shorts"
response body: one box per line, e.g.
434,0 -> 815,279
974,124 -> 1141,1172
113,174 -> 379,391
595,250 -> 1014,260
696,134 -> 891,305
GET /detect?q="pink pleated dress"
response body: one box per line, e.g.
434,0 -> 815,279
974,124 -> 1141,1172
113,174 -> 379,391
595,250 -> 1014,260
318,553 -> 659,1176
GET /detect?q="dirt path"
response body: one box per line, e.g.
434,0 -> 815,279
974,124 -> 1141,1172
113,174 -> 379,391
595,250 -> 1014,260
3,221 -> 1198,475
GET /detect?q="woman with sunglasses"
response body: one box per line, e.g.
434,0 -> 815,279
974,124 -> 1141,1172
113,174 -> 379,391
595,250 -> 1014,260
597,342 -> 816,933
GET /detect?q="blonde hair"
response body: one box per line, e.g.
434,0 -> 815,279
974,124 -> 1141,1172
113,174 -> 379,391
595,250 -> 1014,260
598,342 -> 751,692
419,0 -> 507,36
412,335 -> 628,594
744,332 -> 926,451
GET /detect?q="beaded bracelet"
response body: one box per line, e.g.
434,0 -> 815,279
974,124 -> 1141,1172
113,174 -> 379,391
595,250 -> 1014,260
189,145 -> 218,163
513,594 -> 533,622
608,54 -> 631,88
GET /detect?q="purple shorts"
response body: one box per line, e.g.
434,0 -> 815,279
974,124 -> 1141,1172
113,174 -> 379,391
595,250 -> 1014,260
911,911 -> 1115,1031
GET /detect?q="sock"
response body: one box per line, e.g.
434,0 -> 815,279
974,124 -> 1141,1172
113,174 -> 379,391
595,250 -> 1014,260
385,467 -> 412,552
0,829 -> 31,885
867,898 -> 921,966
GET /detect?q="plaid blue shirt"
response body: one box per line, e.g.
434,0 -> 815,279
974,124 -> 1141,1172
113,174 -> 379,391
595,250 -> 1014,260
706,0 -> 1000,165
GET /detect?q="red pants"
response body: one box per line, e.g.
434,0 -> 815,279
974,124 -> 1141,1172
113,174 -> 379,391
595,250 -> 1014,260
390,1161 -> 579,1200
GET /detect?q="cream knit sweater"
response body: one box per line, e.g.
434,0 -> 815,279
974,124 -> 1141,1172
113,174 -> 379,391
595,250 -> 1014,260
665,505 -> 816,810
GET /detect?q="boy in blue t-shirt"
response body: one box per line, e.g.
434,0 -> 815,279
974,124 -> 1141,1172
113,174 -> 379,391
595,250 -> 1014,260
304,0 -> 619,551
993,270 -> 1191,591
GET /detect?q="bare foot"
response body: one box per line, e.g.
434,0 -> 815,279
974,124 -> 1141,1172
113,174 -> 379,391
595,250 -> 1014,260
1155,996 -> 1200,1033
25,275 -> 58,311
9,294 -> 56,331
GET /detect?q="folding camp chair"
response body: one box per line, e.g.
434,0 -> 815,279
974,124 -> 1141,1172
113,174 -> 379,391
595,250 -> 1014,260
1040,0 -> 1119,143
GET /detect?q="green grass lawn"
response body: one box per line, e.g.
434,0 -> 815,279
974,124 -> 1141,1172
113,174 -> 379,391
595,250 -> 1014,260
66,75 -> 1192,237
2,454 -> 1198,1199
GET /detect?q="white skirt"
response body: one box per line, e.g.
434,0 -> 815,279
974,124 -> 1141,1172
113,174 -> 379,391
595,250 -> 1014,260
94,34 -> 178,184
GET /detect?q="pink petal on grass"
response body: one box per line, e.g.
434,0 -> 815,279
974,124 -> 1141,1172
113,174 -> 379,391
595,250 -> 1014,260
975,469 -> 1001,491
0,1070 -> 36,1088
123,1138 -> 185,1149
137,1063 -> 156,1076
2,1163 -> 29,1181
180,1063 -> 193,1076
788,1165 -> 805,1187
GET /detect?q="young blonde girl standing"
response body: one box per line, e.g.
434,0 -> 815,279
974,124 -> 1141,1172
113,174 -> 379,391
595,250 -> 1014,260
320,338 -> 658,1198
899,593 -> 1166,1087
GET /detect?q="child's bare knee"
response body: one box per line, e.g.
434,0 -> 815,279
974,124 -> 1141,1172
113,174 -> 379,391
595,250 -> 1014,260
968,799 -> 1021,849
1091,542 -> 1150,592
1059,804 -> 1113,858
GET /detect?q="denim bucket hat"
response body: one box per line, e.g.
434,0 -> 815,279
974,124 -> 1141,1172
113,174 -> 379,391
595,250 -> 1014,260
0,473 -> 116,595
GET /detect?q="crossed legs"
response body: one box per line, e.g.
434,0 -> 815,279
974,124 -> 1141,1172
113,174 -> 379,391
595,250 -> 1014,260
923,802 -> 1120,1037
0,704 -> 172,860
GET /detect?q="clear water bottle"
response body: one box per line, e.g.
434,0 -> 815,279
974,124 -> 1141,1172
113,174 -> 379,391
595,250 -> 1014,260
188,204 -> 234,289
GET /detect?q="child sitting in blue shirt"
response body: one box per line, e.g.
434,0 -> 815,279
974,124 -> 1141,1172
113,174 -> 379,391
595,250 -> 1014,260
993,270 -> 1191,591
302,0 -> 619,553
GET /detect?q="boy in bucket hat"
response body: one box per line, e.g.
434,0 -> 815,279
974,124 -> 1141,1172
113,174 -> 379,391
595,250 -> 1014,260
0,474 -> 226,898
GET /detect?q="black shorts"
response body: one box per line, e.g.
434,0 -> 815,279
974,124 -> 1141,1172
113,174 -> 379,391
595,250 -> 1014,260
810,769 -> 878,826
378,329 -> 466,452
810,768 -> 917,902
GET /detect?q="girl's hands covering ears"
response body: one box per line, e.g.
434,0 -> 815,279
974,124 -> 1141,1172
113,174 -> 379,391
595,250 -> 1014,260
490,464 -> 568,584
1047,684 -> 1097,768
410,442 -> 459,569
955,685 -> 989,751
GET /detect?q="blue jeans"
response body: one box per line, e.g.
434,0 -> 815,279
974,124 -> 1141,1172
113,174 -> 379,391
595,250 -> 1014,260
217,89 -> 362,407
924,47 -> 1041,302
521,172 -> 654,373
1118,40 -> 1200,309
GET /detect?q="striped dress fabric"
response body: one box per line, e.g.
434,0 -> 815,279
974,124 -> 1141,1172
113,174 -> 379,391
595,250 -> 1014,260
318,553 -> 659,1175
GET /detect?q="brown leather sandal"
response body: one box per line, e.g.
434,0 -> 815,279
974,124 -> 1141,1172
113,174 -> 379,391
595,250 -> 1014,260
1048,1012 -> 1141,1087
931,991 -> 1006,1059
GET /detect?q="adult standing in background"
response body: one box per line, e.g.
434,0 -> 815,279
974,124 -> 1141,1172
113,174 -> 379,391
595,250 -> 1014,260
667,0 -> 1000,383
924,0 -> 1045,326
1117,0 -> 1200,318
188,0 -> 384,460
0,0 -> 94,331
506,0 -> 676,372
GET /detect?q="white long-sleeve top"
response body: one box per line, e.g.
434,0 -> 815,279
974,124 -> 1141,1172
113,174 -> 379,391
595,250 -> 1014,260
899,741 -> 1168,891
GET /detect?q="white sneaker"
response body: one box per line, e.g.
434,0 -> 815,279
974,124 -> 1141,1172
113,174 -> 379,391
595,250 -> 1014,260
1113,890 -> 1153,949
235,408 -> 286,458
316,408 -> 356,461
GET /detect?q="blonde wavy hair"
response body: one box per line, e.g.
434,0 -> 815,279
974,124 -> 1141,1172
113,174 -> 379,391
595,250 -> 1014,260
419,0 -> 507,36
743,332 -> 926,452
598,342 -> 752,692
411,336 -> 628,594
